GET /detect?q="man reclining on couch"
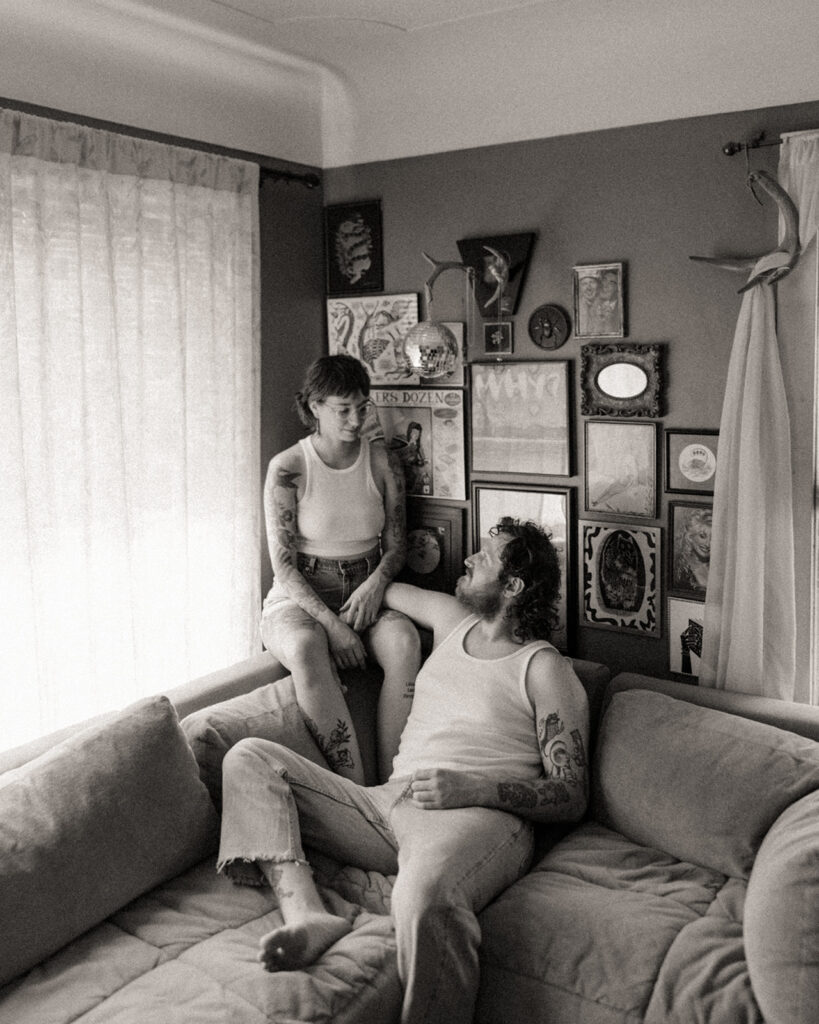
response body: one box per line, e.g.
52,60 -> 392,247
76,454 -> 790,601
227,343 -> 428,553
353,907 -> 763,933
217,516 -> 590,1024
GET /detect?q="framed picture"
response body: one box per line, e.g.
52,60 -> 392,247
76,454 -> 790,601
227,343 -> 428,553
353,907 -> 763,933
324,199 -> 384,295
584,420 -> 657,519
573,263 -> 625,339
398,500 -> 465,594
473,483 -> 574,651
668,597 -> 705,677
371,387 -> 466,500
327,294 -> 419,385
669,502 -> 712,597
580,520 -> 661,636
580,343 -> 663,418
471,361 -> 571,477
483,321 -> 513,355
665,429 -> 719,494
457,233 -> 535,317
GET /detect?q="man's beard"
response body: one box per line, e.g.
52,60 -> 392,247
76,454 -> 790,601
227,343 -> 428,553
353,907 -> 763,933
455,574 -> 504,617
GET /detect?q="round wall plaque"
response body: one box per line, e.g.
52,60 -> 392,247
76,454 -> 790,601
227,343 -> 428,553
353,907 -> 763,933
528,304 -> 570,350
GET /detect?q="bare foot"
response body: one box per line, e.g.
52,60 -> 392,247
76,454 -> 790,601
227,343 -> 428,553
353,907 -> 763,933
258,912 -> 352,972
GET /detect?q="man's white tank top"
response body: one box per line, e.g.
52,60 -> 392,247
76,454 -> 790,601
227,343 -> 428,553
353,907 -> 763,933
391,614 -> 554,780
296,436 -> 385,557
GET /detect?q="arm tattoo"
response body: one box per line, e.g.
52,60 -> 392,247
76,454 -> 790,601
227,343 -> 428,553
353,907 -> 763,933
497,779 -> 572,811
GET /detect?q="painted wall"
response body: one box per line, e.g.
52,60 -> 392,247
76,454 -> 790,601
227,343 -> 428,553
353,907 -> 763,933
324,99 -> 819,680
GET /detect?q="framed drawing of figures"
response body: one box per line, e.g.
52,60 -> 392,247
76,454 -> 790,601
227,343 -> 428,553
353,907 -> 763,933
471,361 -> 571,477
580,520 -> 661,636
668,597 -> 705,677
398,501 -> 465,593
324,199 -> 383,295
327,293 -> 419,385
669,502 -> 712,597
473,483 -> 574,651
371,387 -> 466,500
573,262 -> 625,339
584,420 -> 657,519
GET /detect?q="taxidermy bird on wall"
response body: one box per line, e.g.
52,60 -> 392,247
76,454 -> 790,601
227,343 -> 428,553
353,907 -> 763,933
690,170 -> 801,292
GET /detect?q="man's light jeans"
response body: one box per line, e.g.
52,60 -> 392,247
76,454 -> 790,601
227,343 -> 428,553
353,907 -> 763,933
218,738 -> 535,1024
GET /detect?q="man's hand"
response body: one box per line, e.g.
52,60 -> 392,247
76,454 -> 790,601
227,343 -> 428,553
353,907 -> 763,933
339,574 -> 386,632
326,619 -> 367,671
409,769 -> 493,810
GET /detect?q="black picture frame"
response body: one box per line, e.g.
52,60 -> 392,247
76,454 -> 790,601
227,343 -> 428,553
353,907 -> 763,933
324,199 -> 384,296
580,342 -> 663,418
482,321 -> 513,355
397,500 -> 465,593
573,262 -> 626,338
668,501 -> 712,598
665,429 -> 719,494
456,232 -> 535,317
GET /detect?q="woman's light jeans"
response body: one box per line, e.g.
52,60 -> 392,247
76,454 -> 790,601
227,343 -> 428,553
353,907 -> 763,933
218,737 -> 535,1024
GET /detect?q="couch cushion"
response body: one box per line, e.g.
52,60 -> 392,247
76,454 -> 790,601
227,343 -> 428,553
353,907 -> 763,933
593,690 -> 819,878
744,788 -> 819,1024
0,696 -> 219,987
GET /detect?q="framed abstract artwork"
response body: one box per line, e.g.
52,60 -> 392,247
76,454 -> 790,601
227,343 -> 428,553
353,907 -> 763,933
580,520 -> 661,636
327,293 -> 419,385
668,501 -> 712,597
472,482 -> 574,651
584,420 -> 657,519
324,199 -> 384,295
398,500 -> 465,594
665,429 -> 719,494
471,361 -> 571,477
573,262 -> 625,339
668,596 -> 705,677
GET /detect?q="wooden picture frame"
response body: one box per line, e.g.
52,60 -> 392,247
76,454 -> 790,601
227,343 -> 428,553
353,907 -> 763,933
584,420 -> 657,519
580,520 -> 661,636
398,500 -> 465,594
457,232 -> 536,317
326,293 -> 419,385
668,501 -> 712,597
471,361 -> 571,477
483,321 -> 513,355
324,199 -> 384,296
668,596 -> 705,677
573,262 -> 625,338
580,343 -> 663,417
665,429 -> 719,494
472,482 -> 575,651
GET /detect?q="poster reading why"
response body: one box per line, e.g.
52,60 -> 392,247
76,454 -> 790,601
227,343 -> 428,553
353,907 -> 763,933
371,388 -> 466,500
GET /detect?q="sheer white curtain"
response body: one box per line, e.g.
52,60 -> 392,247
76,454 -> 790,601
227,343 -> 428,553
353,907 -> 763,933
0,109 -> 261,750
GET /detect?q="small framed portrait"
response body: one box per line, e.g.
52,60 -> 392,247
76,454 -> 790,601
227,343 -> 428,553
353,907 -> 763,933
669,502 -> 712,597
580,343 -> 663,418
668,597 -> 705,677
473,482 -> 575,651
471,361 -> 571,477
580,520 -> 661,636
398,500 -> 465,594
483,321 -> 514,355
584,420 -> 657,519
665,429 -> 719,494
573,262 -> 625,339
324,199 -> 384,296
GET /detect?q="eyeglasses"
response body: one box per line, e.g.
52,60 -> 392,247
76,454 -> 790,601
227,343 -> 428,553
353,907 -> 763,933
320,399 -> 374,420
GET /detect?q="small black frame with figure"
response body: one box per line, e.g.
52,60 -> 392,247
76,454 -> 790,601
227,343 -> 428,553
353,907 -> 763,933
397,500 -> 465,594
668,501 -> 712,598
324,199 -> 384,296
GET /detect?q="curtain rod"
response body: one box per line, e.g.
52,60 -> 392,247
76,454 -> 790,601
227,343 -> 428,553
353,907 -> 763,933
721,132 -> 782,156
260,166 -> 321,189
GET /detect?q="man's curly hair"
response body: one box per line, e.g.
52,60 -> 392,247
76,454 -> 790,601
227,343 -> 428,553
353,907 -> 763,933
490,516 -> 561,642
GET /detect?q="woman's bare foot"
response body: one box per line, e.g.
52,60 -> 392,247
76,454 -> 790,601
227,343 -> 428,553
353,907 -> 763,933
258,911 -> 352,972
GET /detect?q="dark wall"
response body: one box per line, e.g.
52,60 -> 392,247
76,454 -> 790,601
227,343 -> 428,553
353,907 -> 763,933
321,99 -> 819,679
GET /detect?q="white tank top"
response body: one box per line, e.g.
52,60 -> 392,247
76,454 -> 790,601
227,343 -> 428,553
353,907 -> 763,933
391,614 -> 554,780
296,436 -> 385,557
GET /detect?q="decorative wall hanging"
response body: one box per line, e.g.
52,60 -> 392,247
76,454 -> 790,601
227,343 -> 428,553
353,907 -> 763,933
665,429 -> 719,494
473,482 -> 574,651
327,293 -> 419,385
528,303 -> 571,350
403,252 -> 476,379
421,322 -> 465,386
669,502 -> 712,597
324,199 -> 384,295
584,420 -> 657,519
471,361 -> 571,477
668,597 -> 705,677
483,321 -> 513,355
573,262 -> 625,339
580,343 -> 663,417
581,520 -> 661,636
398,500 -> 465,593
370,387 -> 466,500
456,233 -> 535,317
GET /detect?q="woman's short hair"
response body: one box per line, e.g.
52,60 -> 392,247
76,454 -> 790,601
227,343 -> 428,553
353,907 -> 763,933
295,354 -> 371,428
491,517 -> 561,643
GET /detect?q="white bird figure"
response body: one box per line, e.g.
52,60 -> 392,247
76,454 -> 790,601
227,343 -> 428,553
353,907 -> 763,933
482,245 -> 510,309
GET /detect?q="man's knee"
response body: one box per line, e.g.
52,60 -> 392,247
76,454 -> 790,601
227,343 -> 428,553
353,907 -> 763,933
372,612 -> 421,667
223,736 -> 286,780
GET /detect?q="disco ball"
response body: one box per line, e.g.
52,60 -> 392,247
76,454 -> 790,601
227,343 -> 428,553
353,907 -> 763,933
403,320 -> 458,378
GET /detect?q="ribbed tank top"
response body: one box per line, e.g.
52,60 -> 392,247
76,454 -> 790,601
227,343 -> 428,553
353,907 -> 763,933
391,614 -> 554,780
296,436 -> 385,557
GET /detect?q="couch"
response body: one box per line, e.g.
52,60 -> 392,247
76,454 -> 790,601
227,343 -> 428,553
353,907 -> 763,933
1,652 -> 818,1024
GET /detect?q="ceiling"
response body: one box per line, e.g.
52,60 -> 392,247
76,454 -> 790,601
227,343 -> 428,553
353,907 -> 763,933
2,0 -> 819,167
